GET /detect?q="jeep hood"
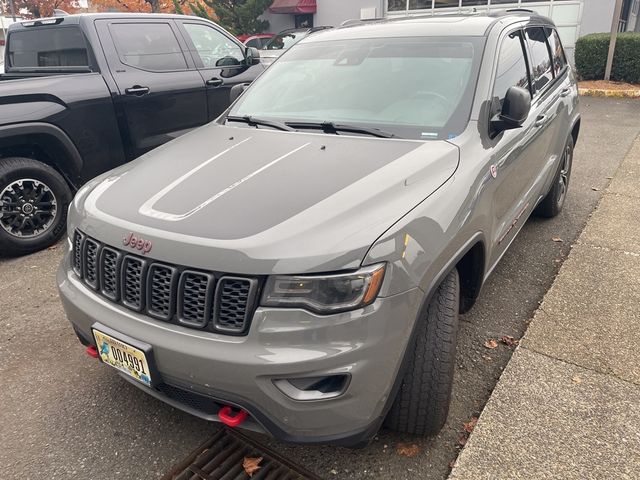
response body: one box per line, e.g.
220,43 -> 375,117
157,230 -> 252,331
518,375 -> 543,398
74,124 -> 458,274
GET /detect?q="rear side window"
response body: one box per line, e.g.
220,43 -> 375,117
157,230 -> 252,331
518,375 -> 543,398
545,27 -> 567,76
493,30 -> 530,105
110,23 -> 187,72
525,27 -> 554,94
8,26 -> 89,69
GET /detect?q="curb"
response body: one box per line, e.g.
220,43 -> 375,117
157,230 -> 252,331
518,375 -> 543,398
578,87 -> 640,98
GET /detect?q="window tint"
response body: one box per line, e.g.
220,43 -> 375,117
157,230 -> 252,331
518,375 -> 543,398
245,38 -> 261,49
493,30 -> 530,104
110,23 -> 187,72
8,27 -> 89,69
525,27 -> 554,94
546,27 -> 567,76
183,24 -> 244,68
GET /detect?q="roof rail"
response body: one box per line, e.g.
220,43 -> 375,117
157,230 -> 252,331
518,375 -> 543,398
505,8 -> 534,14
340,18 -> 385,27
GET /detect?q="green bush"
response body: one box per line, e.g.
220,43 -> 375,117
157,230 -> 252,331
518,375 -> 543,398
575,32 -> 640,84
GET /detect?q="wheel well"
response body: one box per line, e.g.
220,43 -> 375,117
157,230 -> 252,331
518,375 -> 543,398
456,242 -> 485,314
0,134 -> 78,189
571,119 -> 581,146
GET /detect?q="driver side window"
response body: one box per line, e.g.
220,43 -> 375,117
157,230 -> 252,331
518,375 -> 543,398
493,30 -> 531,108
183,23 -> 244,68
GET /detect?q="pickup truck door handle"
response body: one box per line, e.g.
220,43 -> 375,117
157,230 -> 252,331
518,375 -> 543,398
206,78 -> 224,87
125,86 -> 150,96
560,87 -> 571,97
534,115 -> 549,128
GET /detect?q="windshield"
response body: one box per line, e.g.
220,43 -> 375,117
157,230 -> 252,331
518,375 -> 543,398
230,36 -> 485,140
263,31 -> 308,51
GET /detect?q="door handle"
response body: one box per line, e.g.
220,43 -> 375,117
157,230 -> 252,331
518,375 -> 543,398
560,87 -> 571,97
125,85 -> 150,96
206,78 -> 224,87
534,115 -> 549,128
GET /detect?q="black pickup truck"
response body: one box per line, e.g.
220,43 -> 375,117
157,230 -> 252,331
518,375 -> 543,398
0,13 -> 264,256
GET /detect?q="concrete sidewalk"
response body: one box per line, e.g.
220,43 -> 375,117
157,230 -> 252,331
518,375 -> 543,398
450,136 -> 640,480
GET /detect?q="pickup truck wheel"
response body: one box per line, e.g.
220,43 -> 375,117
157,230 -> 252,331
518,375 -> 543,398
385,268 -> 459,436
0,157 -> 71,256
535,136 -> 574,218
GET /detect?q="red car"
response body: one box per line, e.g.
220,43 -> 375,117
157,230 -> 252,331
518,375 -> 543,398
236,33 -> 275,49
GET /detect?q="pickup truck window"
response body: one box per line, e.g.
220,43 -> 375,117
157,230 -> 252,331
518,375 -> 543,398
183,23 -> 244,68
8,26 -> 89,69
110,23 -> 187,72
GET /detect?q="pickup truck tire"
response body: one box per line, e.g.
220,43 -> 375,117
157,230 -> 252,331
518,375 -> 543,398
535,136 -> 574,218
385,268 -> 460,436
0,157 -> 72,256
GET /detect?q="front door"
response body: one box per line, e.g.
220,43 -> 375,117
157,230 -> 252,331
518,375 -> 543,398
176,20 -> 264,121
97,19 -> 208,159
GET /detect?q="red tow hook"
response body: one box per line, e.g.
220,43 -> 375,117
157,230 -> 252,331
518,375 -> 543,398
218,406 -> 248,427
86,345 -> 99,358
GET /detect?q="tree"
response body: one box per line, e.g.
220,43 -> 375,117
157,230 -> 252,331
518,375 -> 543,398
90,0 -> 175,14
11,0 -> 80,18
174,0 -> 272,35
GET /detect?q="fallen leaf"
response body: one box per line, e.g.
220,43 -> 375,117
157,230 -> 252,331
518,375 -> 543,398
572,375 -> 582,384
458,435 -> 468,447
463,417 -> 478,434
500,335 -> 520,347
552,237 -> 563,243
484,339 -> 498,349
449,460 -> 456,469
396,443 -> 420,457
243,457 -> 263,477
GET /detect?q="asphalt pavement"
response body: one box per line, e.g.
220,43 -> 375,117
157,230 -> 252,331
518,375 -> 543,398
1,97 -> 639,480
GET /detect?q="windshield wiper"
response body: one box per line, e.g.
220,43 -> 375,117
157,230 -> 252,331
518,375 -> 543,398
226,115 -> 295,132
285,121 -> 395,138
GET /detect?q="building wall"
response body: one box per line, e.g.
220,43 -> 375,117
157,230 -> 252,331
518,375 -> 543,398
314,0 -> 384,26
580,0 -> 616,35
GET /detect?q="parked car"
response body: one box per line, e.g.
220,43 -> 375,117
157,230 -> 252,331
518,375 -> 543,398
0,13 -> 264,256
237,33 -> 274,49
260,26 -> 332,65
59,11 -> 579,446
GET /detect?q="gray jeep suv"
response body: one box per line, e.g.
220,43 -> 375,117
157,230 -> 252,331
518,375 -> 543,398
58,11 -> 580,446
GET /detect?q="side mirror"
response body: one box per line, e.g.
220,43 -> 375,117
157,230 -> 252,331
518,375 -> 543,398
245,47 -> 261,66
230,83 -> 250,103
490,86 -> 531,135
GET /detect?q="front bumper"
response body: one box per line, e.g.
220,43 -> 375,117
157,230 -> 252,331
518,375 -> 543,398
57,250 -> 422,445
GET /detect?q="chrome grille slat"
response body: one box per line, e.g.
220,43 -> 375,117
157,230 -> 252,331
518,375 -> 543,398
71,230 -> 258,336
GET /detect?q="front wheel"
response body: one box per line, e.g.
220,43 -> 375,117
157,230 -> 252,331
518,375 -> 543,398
0,157 -> 72,256
385,268 -> 460,436
535,136 -> 574,218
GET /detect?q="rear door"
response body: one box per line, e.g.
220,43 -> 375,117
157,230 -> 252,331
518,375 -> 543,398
176,20 -> 264,120
96,19 -> 208,158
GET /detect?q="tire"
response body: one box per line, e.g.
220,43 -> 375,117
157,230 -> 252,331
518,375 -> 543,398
385,268 -> 460,436
0,157 -> 72,256
535,136 -> 574,218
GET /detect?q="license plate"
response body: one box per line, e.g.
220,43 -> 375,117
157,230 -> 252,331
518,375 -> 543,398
93,329 -> 152,387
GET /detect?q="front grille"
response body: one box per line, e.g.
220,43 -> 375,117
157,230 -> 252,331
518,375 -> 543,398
72,230 -> 259,335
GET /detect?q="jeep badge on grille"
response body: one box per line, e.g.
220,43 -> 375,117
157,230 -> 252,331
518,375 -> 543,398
123,232 -> 153,254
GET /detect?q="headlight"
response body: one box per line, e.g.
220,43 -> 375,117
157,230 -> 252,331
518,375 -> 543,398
261,263 -> 386,314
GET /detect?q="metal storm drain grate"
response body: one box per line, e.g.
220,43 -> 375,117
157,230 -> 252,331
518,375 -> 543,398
163,428 -> 321,480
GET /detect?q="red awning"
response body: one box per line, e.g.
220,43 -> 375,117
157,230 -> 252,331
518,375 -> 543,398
269,0 -> 317,14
